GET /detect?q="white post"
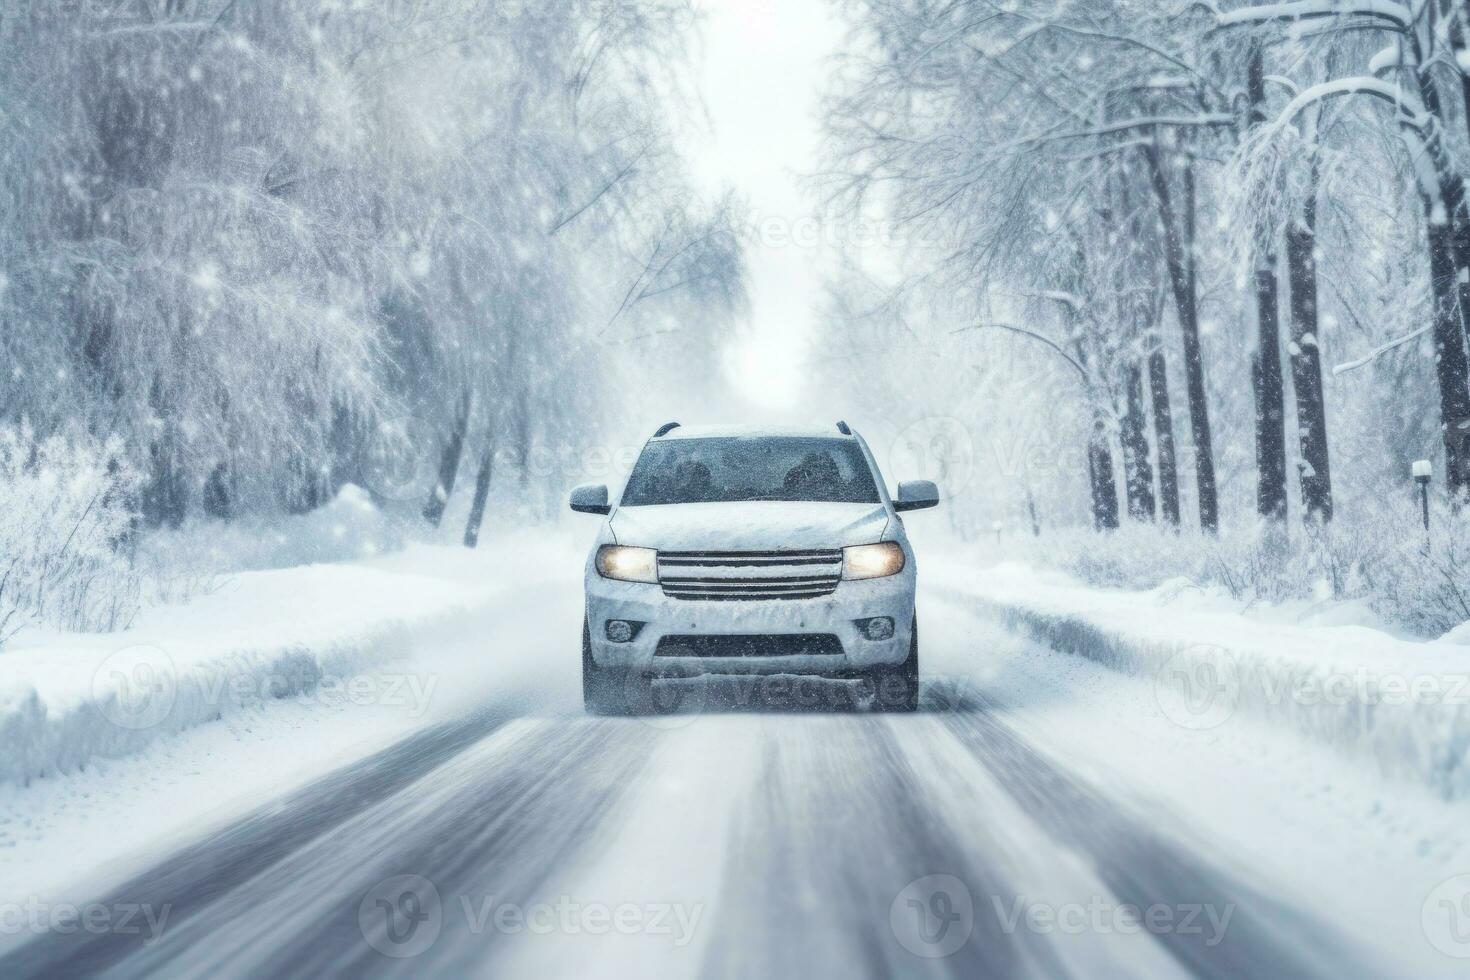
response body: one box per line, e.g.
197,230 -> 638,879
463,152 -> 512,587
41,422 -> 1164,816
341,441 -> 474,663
1413,459 -> 1433,542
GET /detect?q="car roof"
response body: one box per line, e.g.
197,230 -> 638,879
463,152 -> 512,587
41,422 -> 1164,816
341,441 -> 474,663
654,424 -> 856,441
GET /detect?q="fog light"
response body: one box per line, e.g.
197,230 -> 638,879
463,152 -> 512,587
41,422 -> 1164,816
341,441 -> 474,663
858,617 -> 895,641
605,620 -> 639,643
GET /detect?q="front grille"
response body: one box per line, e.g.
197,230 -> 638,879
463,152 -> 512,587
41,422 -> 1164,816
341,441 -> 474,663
657,549 -> 842,601
655,634 -> 844,658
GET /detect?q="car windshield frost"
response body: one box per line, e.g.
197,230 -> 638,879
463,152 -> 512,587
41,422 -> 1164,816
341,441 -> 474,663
620,437 -> 881,506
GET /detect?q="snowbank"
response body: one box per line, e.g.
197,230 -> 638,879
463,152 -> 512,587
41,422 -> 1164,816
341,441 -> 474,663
0,535 -> 566,787
933,558 -> 1470,800
138,484 -> 408,576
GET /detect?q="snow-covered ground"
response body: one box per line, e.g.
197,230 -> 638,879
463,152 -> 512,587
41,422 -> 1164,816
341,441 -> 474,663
926,552 -> 1470,800
4,528 -> 1470,974
919,592 -> 1470,976
0,528 -> 587,905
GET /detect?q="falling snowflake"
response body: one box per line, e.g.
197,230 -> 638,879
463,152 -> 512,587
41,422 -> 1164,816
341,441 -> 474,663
191,261 -> 222,292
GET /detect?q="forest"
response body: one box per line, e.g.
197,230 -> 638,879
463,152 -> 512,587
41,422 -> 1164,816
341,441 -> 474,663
3,0 -> 1470,641
0,0 -> 744,638
817,0 -> 1470,632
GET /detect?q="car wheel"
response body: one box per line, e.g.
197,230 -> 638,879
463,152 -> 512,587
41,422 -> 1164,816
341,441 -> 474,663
583,618 -> 626,716
866,617 -> 919,713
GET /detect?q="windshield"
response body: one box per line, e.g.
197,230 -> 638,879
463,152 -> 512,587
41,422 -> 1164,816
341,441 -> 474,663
621,437 -> 881,506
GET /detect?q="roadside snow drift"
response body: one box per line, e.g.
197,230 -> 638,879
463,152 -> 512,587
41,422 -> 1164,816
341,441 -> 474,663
935,559 -> 1470,801
0,544 -> 524,787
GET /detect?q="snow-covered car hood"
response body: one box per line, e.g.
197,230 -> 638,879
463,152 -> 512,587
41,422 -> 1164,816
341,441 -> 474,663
609,501 -> 890,551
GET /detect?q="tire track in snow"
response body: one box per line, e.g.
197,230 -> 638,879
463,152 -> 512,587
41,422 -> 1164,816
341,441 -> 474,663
935,685 -> 1394,979
0,589 -> 1411,980
0,698 -> 522,975
0,714 -> 663,978
695,713 -> 1070,979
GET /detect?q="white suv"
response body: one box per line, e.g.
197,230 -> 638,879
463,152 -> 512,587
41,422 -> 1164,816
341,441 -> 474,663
570,423 -> 939,715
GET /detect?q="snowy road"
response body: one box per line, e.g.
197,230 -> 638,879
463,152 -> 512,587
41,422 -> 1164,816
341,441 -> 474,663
0,591 -> 1440,978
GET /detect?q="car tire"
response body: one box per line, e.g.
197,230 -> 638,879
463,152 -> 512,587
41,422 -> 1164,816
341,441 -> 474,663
583,618 -> 627,716
866,617 -> 919,713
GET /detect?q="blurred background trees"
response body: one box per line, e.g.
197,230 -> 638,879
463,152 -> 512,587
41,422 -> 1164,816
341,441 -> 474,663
818,0 -> 1463,537
0,0 -> 745,536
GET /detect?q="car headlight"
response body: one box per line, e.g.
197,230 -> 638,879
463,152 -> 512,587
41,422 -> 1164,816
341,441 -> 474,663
596,545 -> 659,583
842,542 -> 905,580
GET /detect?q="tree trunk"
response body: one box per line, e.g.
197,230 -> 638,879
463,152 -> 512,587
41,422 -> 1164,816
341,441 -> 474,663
202,462 -> 232,520
1412,56 -> 1470,496
1120,361 -> 1156,521
143,435 -> 187,528
1247,44 -> 1288,523
1285,176 -> 1334,522
1087,417 -> 1120,531
1426,221 -> 1470,495
1252,256 -> 1288,522
423,390 -> 471,528
1450,6 -> 1470,150
1148,348 -> 1181,527
1143,145 -> 1218,531
463,443 -> 494,548
142,375 -> 186,528
1024,481 -> 1041,537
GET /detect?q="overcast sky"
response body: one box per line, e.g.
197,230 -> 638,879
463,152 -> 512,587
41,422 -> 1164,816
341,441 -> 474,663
691,0 -> 847,414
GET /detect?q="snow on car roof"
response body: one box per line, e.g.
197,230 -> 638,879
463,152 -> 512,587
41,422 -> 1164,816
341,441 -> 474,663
654,423 -> 855,440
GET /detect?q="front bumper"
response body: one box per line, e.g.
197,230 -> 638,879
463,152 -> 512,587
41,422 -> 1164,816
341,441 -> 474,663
585,570 -> 915,676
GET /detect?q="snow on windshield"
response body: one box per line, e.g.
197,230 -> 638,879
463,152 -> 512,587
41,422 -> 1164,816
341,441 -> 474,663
621,437 -> 880,506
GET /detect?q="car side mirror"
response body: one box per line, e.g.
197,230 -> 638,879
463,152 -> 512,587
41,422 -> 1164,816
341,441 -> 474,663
569,483 -> 611,515
894,480 -> 940,513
